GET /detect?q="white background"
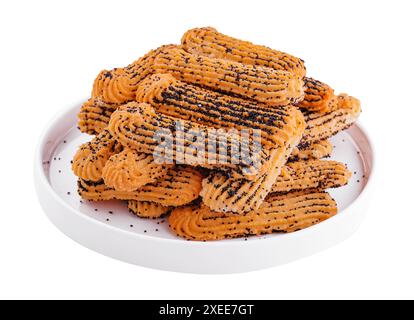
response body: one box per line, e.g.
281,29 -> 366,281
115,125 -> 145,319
1,0 -> 413,299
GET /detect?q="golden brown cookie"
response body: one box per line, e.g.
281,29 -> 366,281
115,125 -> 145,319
136,73 -> 302,149
181,27 -> 306,78
72,130 -> 122,182
169,190 -> 337,241
179,29 -> 352,116
297,78 -> 336,113
200,113 -> 306,213
336,93 -> 359,110
91,45 -> 176,105
128,201 -> 172,219
124,45 -> 177,77
92,68 -> 138,105
78,97 -> 118,135
152,45 -> 304,107
289,140 -> 333,162
78,166 -> 202,207
271,160 -> 351,193
102,148 -> 171,192
300,94 -> 361,146
108,102 -> 273,180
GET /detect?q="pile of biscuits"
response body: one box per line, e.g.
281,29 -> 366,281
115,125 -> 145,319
72,27 -> 361,241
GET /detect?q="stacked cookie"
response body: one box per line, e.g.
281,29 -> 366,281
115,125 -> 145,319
73,27 -> 361,241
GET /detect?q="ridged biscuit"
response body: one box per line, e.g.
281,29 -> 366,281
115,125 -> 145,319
271,160 -> 351,193
136,73 -> 301,149
152,45 -> 304,107
124,45 -> 176,77
289,140 -> 333,162
91,45 -> 175,105
72,130 -> 122,182
78,166 -> 202,207
169,190 -> 337,241
179,30 -> 349,116
300,94 -> 361,146
297,78 -> 336,113
92,68 -> 138,105
200,112 -> 306,213
102,148 -> 171,192
179,30 -> 348,116
336,93 -> 360,110
108,102 -> 272,180
128,201 -> 172,219
78,97 -> 118,135
181,27 -> 306,78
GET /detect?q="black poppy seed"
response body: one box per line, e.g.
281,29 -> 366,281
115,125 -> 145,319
108,211 -> 113,214
106,218 -> 110,222
67,192 -> 71,195
94,209 -> 98,212
130,225 -> 134,228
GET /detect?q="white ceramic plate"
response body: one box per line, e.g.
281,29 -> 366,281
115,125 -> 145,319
34,101 -> 374,274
